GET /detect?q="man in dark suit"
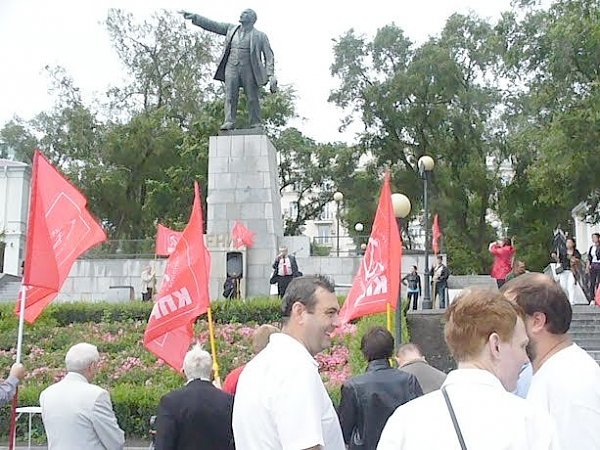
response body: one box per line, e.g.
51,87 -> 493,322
154,345 -> 234,450
338,327 -> 423,450
182,9 -> 276,130
271,246 -> 300,297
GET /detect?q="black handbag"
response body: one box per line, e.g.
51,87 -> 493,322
269,270 -> 278,285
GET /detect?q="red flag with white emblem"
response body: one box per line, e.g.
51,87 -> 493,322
155,224 -> 183,256
144,182 -> 211,371
15,150 -> 107,323
231,221 -> 255,248
339,173 -> 402,324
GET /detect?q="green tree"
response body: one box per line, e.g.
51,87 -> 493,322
330,16 -> 502,274
274,127 -> 357,235
497,0 -> 600,269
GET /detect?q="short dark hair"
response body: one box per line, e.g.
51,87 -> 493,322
361,326 -> 394,361
592,233 -> 600,239
501,273 -> 571,334
567,237 -> 576,245
280,275 -> 335,321
412,265 -> 417,270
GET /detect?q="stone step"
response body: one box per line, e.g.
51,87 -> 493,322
570,326 -> 600,334
587,351 -> 600,361
0,281 -> 21,302
572,306 -> 600,314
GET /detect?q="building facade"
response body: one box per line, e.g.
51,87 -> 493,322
0,159 -> 30,275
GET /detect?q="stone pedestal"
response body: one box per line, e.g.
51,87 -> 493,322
206,132 -> 282,299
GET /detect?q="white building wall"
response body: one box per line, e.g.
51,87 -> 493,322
572,203 -> 600,255
0,160 -> 30,275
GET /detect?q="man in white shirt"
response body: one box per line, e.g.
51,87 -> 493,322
378,288 -> 558,450
40,343 -> 124,450
502,273 -> 600,449
233,275 -> 345,450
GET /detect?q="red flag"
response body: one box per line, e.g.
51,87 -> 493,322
231,221 -> 255,248
15,150 -> 106,323
432,214 -> 442,255
155,224 -> 183,256
339,173 -> 402,324
144,182 -> 211,371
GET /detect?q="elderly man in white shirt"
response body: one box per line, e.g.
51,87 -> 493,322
40,343 -> 124,450
233,275 -> 345,450
377,288 -> 559,450
502,273 -> 600,449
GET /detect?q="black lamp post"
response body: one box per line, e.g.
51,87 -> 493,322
391,192 -> 411,347
418,155 -> 435,310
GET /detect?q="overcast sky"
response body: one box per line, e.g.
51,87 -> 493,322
0,0 -> 513,143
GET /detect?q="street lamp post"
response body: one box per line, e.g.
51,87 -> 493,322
354,223 -> 364,256
419,155 -> 435,310
391,193 -> 411,347
334,191 -> 344,257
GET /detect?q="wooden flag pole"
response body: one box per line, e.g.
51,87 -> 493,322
9,284 -> 28,450
206,306 -> 221,386
386,303 -> 393,334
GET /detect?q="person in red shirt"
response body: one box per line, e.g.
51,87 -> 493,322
223,324 -> 279,395
489,238 -> 515,289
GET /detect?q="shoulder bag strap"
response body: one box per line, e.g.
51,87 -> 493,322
441,386 -> 467,450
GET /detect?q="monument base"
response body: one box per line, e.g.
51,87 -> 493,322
206,133 -> 283,299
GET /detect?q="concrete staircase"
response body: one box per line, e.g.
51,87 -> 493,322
570,305 -> 600,364
0,274 -> 21,303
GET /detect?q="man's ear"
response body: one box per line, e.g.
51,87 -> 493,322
488,332 -> 501,359
530,312 -> 547,333
291,301 -> 305,322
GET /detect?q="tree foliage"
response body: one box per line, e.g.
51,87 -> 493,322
274,127 -> 358,235
330,15 -> 502,274
496,0 -> 600,269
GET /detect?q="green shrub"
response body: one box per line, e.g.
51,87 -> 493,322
0,298 -> 283,326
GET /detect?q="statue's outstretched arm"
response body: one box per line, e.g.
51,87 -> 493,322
181,12 -> 231,36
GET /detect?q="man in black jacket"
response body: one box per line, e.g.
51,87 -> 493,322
154,345 -> 234,450
338,327 -> 423,450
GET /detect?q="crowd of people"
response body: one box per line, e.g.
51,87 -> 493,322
2,270 -> 600,449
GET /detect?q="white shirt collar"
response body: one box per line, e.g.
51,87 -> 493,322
269,332 -> 318,367
443,368 -> 505,390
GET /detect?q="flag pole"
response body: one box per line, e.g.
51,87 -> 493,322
9,284 -> 28,450
206,306 -> 221,386
386,303 -> 392,333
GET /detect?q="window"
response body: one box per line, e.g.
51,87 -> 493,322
289,201 -> 299,220
317,225 -> 331,245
